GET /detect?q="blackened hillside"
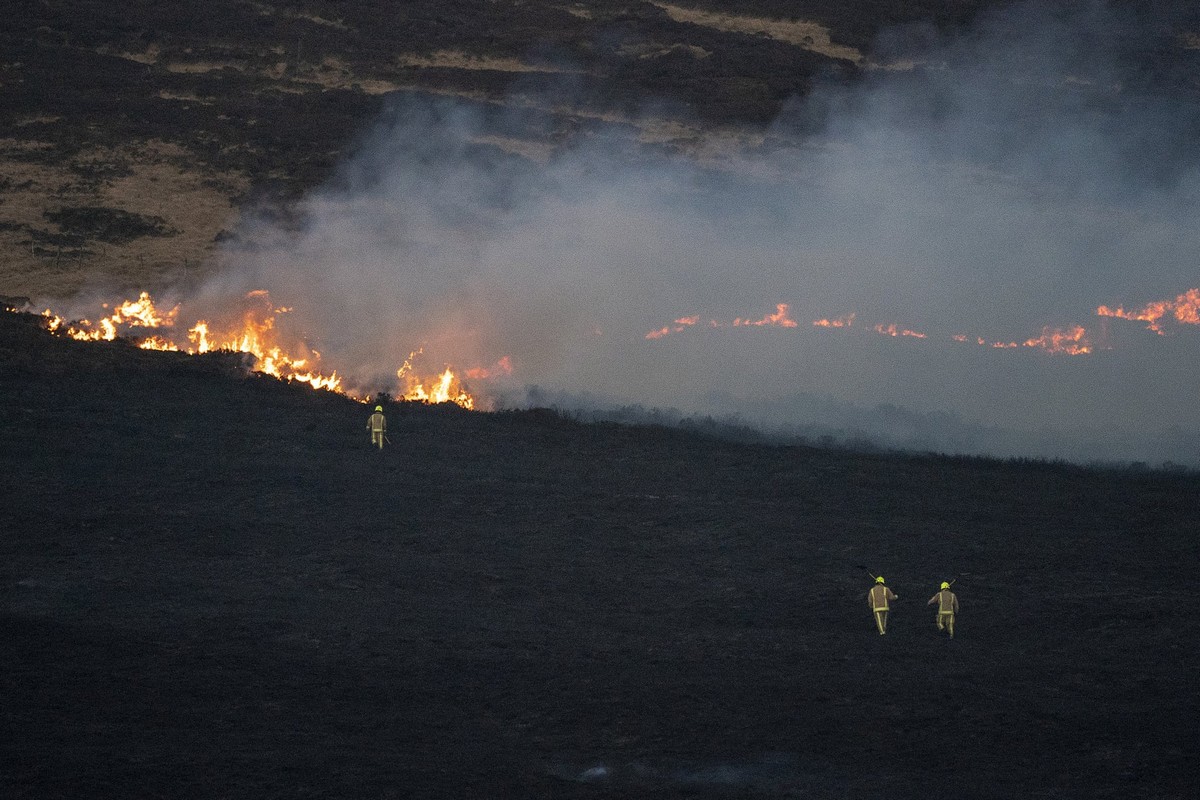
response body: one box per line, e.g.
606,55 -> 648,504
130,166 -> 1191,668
1,310 -> 1197,799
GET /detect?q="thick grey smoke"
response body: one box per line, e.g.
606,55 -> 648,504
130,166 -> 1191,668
209,1 -> 1200,464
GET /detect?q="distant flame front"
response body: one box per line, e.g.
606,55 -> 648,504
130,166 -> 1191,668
874,323 -> 927,339
732,303 -> 797,328
1096,288 -> 1200,334
643,289 -> 1199,356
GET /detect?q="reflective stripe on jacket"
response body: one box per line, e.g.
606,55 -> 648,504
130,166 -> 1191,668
368,412 -> 386,433
927,590 -> 959,614
869,585 -> 895,611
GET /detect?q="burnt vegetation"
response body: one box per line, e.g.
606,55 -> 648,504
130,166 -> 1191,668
44,206 -> 177,244
2,308 -> 1199,799
4,3 -> 1200,797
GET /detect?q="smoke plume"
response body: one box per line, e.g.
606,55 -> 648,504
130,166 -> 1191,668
202,1 -> 1200,464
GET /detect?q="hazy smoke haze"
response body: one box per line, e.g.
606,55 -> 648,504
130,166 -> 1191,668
201,1 -> 1199,464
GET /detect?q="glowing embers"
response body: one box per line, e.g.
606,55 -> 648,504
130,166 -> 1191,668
37,290 -> 498,408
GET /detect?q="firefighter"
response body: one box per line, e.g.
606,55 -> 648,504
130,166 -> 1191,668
367,404 -> 386,449
927,581 -> 959,638
868,576 -> 898,635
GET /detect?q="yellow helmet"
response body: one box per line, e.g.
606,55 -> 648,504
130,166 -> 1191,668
940,581 -> 951,590
374,405 -> 383,412
875,576 -> 885,584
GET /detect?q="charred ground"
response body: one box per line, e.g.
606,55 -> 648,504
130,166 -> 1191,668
2,311 -> 1197,798
4,2 -> 1200,795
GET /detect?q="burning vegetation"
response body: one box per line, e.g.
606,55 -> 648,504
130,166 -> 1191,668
1096,288 -> 1200,334
36,290 -> 507,408
23,287 -> 1198,412
645,289 -> 1200,356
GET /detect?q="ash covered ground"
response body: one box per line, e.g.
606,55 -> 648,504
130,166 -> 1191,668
1,311 -> 1197,799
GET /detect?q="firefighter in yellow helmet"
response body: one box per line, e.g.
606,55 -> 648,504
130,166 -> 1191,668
367,404 -> 387,449
927,581 -> 959,638
868,576 -> 898,635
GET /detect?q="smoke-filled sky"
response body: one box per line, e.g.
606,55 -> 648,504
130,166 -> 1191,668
207,1 -> 1200,464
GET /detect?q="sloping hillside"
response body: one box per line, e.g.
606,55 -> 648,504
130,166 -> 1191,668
1,0 -> 997,296
2,310 -> 1196,798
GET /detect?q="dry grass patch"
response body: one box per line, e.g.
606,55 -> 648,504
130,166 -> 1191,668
164,59 -> 247,74
293,57 -> 404,94
244,0 -> 351,31
619,42 -> 711,60
109,44 -> 161,65
471,135 -> 557,163
0,140 -> 246,298
102,43 -> 399,96
292,11 -> 349,30
562,4 -> 593,19
863,59 -> 921,72
13,116 -> 64,127
0,138 -> 57,153
395,50 -> 584,74
157,90 -> 215,104
650,2 -> 863,63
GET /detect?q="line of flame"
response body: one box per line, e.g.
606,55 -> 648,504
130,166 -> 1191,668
813,313 -> 856,328
645,304 -> 798,339
1096,288 -> 1200,334
36,291 -> 501,408
732,303 -> 798,328
874,323 -> 927,339
646,290 -> 1200,356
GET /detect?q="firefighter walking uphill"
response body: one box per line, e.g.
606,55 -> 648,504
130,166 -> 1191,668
868,576 -> 898,635
928,581 -> 959,638
367,405 -> 387,449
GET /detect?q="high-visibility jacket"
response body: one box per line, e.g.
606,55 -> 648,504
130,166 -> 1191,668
927,589 -> 959,614
869,585 -> 896,611
368,412 -> 386,433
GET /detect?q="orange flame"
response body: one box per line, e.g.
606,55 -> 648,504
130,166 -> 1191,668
399,367 -> 474,409
1096,288 -> 1200,333
1022,325 -> 1091,355
34,290 -> 499,408
51,291 -> 180,343
137,336 -> 180,351
645,315 -> 700,340
464,356 -> 514,380
874,323 -> 927,339
644,304 -> 798,338
733,303 -> 798,328
814,313 -> 856,328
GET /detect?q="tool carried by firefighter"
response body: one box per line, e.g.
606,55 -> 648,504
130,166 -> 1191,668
927,580 -> 959,638
367,404 -> 387,450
